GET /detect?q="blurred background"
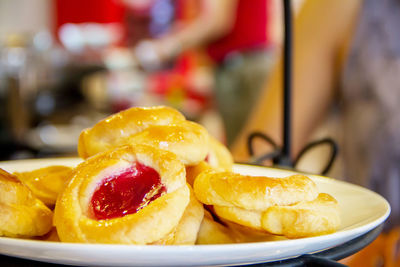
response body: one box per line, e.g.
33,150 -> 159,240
0,0 -> 302,161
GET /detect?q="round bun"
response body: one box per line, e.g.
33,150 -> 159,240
78,106 -> 186,158
194,172 -> 318,210
126,121 -> 209,166
54,145 -> 190,244
194,171 -> 340,238
214,193 -> 340,238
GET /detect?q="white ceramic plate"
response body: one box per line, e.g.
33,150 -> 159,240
0,158 -> 391,266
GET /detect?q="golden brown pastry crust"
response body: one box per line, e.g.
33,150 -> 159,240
214,205 -> 264,230
155,185 -> 204,245
207,136 -> 233,171
194,169 -> 340,238
194,171 -> 318,210
78,106 -> 186,158
54,145 -> 190,244
34,227 -> 60,242
14,166 -> 72,207
186,161 -> 212,186
185,137 -> 233,186
214,193 -> 340,238
261,193 -> 341,238
126,121 -> 210,166
222,221 -> 287,243
0,168 -> 53,237
195,210 -> 236,245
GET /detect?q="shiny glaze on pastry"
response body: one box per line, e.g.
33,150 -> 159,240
186,161 -> 212,186
78,106 -> 186,158
194,171 -> 318,210
261,193 -> 340,238
0,168 -> 53,237
214,193 -> 340,238
206,136 -> 233,171
14,165 -> 72,207
126,121 -> 209,166
185,137 -> 233,186
54,145 -> 190,244
194,170 -> 340,238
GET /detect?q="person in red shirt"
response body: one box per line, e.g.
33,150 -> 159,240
112,0 -> 273,144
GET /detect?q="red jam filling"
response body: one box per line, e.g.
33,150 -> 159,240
90,162 -> 166,220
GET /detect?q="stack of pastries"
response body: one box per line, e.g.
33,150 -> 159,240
0,106 -> 340,244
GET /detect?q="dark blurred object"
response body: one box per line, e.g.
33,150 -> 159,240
0,31 -> 107,160
0,34 -> 39,143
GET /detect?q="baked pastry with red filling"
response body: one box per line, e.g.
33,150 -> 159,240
54,145 -> 190,244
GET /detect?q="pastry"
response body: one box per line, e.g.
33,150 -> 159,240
186,137 -> 233,186
54,145 -> 190,244
186,161 -> 212,186
214,205 -> 265,231
194,171 -> 340,238
206,136 -> 234,171
126,121 -> 209,166
224,221 -> 287,243
195,210 -> 236,244
261,193 -> 341,238
213,193 -> 340,238
34,227 -> 60,242
0,168 -> 53,237
154,185 -> 204,245
78,106 -> 186,158
194,171 -> 318,210
14,165 -> 72,207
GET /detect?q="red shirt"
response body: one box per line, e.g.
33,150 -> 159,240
206,0 -> 270,62
55,0 -> 125,26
